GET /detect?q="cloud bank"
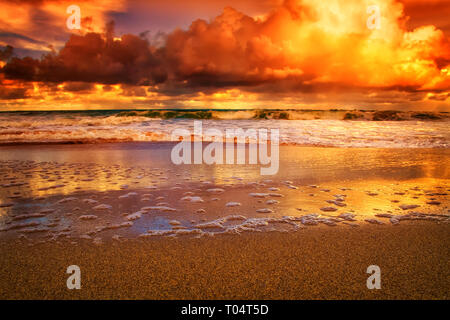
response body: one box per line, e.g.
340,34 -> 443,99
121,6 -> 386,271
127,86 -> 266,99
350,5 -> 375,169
1,0 -> 450,110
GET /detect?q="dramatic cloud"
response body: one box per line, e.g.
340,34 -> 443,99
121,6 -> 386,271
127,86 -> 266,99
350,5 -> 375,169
3,24 -> 167,85
1,0 -> 450,110
164,1 -> 450,92
400,0 -> 450,36
0,0 -> 125,58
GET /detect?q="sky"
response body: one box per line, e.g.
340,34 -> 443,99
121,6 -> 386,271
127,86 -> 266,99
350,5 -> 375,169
0,0 -> 449,111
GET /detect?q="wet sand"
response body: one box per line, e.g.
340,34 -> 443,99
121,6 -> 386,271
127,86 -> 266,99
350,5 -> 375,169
0,143 -> 448,299
0,222 -> 449,300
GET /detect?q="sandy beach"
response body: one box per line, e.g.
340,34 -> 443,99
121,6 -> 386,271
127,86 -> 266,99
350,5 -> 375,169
0,222 -> 448,300
0,143 -> 448,299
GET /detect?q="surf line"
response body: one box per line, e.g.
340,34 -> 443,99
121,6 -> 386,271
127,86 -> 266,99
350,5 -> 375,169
170,120 -> 279,175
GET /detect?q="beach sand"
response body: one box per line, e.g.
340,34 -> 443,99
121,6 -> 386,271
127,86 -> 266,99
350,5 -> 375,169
0,143 -> 449,299
0,222 -> 448,300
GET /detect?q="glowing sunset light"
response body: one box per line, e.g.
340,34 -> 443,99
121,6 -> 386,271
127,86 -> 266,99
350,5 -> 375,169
0,0 -> 449,111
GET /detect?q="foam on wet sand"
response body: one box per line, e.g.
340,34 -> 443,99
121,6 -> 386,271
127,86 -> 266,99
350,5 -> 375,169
0,145 -> 448,299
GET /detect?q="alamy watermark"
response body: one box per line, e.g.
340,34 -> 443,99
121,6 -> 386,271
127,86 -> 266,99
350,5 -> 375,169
367,5 -> 381,30
366,265 -> 381,289
66,265 -> 81,289
66,5 -> 81,30
170,121 -> 279,175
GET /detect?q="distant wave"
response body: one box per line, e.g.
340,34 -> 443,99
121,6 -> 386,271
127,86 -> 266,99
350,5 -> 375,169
113,109 -> 449,121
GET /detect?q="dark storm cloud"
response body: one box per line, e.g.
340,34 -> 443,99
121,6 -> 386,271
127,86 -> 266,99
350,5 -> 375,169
2,29 -> 168,85
0,86 -> 29,99
62,81 -> 95,92
0,45 -> 13,61
0,31 -> 48,45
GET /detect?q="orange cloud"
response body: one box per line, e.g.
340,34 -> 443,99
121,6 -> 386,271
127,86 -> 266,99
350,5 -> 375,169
1,0 -> 450,110
165,1 -> 450,91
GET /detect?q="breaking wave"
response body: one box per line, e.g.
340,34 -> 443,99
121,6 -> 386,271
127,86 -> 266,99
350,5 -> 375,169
0,110 -> 449,148
113,109 -> 449,121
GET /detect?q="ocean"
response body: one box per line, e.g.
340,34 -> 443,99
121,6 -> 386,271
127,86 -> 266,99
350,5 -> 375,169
0,109 -> 449,148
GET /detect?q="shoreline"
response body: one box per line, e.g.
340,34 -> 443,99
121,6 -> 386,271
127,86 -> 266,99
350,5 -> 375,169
0,144 -> 448,241
1,222 -> 448,300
